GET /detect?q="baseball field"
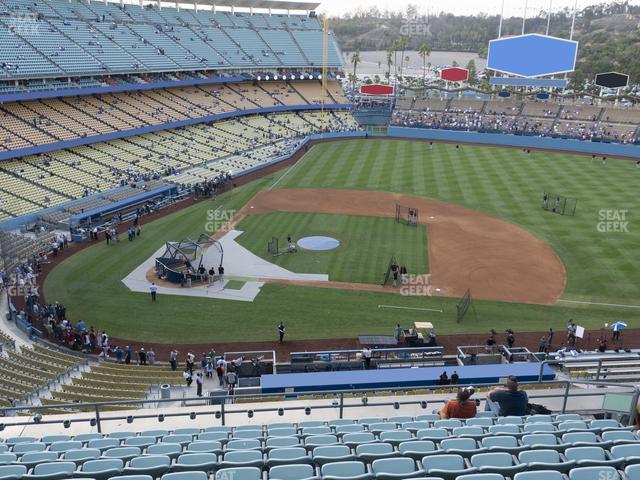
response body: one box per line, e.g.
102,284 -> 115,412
45,139 -> 640,346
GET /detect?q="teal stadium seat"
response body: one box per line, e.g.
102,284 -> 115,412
172,453 -> 219,473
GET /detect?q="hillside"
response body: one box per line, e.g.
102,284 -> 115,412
330,2 -> 640,87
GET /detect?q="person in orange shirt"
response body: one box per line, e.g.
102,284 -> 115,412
440,387 -> 477,419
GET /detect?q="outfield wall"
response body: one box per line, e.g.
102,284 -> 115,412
388,127 -> 640,159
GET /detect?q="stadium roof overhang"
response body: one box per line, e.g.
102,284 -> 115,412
157,0 -> 321,12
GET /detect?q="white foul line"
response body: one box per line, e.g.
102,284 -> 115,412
268,144 -> 313,190
378,304 -> 443,313
557,299 -> 640,309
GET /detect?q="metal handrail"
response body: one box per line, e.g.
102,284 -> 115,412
0,379 -> 637,433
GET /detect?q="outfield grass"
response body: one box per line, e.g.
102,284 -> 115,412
235,212 -> 428,284
44,139 -> 640,344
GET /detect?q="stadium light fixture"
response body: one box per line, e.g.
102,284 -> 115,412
158,414 -> 165,422
63,420 -> 71,429
393,402 -> 400,410
265,75 -> 270,81
215,411 -> 221,419
277,408 -> 284,416
248,410 -> 254,418
299,75 -> 304,80
190,412 -> 197,420
305,407 -> 311,415
90,418 -> 97,427
33,413 -> 42,424
126,415 -> 134,424
420,401 -> 428,409
257,75 -> 262,81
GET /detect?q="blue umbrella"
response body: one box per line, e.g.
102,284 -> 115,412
610,321 -> 627,332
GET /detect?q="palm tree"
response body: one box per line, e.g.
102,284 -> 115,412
385,48 -> 393,80
398,36 -> 408,79
351,50 -> 360,87
418,42 -> 431,83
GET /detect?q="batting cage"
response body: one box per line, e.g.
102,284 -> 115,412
396,204 -> 419,226
381,255 -> 399,286
456,288 -> 473,323
542,192 -> 577,216
155,234 -> 223,284
267,236 -> 279,256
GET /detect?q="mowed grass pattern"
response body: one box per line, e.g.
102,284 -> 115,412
236,212 -> 428,283
279,139 -> 640,305
44,140 -> 640,343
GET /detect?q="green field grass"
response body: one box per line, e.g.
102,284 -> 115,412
44,139 -> 640,344
235,212 -> 428,284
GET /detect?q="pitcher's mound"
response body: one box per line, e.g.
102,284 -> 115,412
297,236 -> 340,251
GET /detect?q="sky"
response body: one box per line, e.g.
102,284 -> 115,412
316,0 -> 640,17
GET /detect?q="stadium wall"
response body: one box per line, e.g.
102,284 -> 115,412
388,127 -> 640,159
0,104 -> 352,162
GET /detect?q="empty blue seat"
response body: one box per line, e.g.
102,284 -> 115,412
518,449 -> 575,473
568,466 -> 620,480
164,472 -> 208,480
355,443 -> 397,463
433,419 -> 462,429
321,461 -> 372,480
564,446 -> 623,468
172,453 -> 219,473
367,423 -> 397,434
341,433 -> 376,449
266,447 -> 311,467
523,424 -> 557,434
301,427 -> 331,437
125,437 -> 157,449
514,471 -> 564,480
266,437 -> 300,450
453,426 -> 486,438
197,432 -> 228,443
328,420 -> 355,427
388,416 -> 413,425
75,458 -> 123,480
173,429 -> 199,436
0,453 -> 17,465
610,443 -> 640,465
562,432 -> 602,447
456,475 -> 506,480
378,430 -> 412,446
470,452 -> 526,477
102,447 -> 142,463
402,422 -> 430,433
186,441 -> 222,454
466,418 -> 494,428
107,432 -> 136,441
626,464 -> 640,480
496,417 -> 523,426
589,419 -> 622,431
233,431 -> 264,440
268,464 -> 316,480
311,445 -> 354,466
12,443 -> 46,455
421,453 -> 477,480
416,429 -> 448,441
370,457 -> 423,480
87,439 -> 120,452
22,461 -> 75,480
162,435 -> 193,447
441,438 -> 484,458
73,434 -> 103,444
601,430 -> 638,444
558,421 -> 588,432
220,450 -> 263,469
226,440 -> 262,451
0,465 -> 27,480
525,415 -> 553,424
141,430 -> 169,440
147,443 -> 182,460
40,436 -> 70,445
481,436 -> 525,454
398,440 -> 435,461
487,425 -> 520,435
124,455 -> 171,478
62,449 -> 100,464
269,428 -> 298,438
